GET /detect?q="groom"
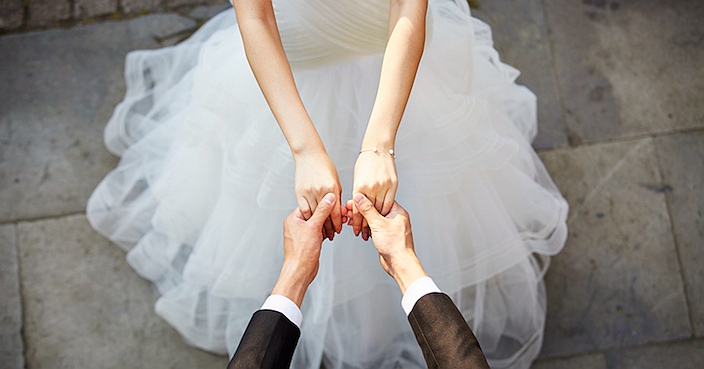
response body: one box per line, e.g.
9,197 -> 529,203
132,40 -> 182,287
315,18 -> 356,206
226,193 -> 490,369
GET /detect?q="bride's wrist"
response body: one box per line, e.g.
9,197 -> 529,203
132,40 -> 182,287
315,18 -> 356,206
292,141 -> 328,163
359,146 -> 396,159
360,136 -> 396,156
361,134 -> 395,149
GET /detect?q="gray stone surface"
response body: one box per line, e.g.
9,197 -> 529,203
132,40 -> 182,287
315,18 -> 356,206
74,0 -> 118,18
28,0 -> 70,26
543,0 -> 704,144
126,13 -> 198,40
538,138 -> 691,357
656,132 -> 704,337
168,0 -> 211,7
0,0 -> 23,30
188,3 -> 231,21
121,0 -> 162,15
472,0 -> 568,150
18,215 -> 228,369
0,224 -> 24,369
606,340 -> 704,369
531,353 -> 607,369
0,14 -> 196,223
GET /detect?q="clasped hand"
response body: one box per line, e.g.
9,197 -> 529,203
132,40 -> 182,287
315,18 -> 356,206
294,150 -> 397,241
280,191 -> 425,301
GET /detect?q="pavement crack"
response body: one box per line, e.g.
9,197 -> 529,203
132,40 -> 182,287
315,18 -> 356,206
584,139 -> 649,204
36,163 -> 50,188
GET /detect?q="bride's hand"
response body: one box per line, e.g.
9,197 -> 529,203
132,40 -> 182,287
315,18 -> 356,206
352,149 -> 398,240
295,151 -> 343,240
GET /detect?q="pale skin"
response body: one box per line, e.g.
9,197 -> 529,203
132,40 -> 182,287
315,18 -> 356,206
349,194 -> 427,293
272,192 -> 425,306
232,0 -> 428,241
272,193 -> 348,306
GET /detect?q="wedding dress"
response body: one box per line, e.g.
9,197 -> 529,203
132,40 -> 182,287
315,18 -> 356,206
87,0 -> 569,368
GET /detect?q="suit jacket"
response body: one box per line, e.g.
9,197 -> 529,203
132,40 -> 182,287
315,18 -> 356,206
227,309 -> 300,369
408,293 -> 490,369
227,293 -> 489,369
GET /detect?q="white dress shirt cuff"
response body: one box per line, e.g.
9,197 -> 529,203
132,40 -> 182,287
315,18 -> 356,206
260,294 -> 303,328
401,277 -> 441,316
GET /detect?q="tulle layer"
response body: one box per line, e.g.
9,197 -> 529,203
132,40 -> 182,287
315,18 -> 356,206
87,1 -> 568,368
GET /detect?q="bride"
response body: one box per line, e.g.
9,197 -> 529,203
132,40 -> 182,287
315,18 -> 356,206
87,0 -> 569,368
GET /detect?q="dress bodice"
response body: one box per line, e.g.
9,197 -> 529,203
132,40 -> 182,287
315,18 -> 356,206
229,0 -> 441,69
273,0 -> 390,68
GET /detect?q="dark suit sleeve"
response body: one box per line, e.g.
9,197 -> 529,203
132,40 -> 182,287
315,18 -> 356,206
227,309 -> 300,369
408,293 -> 490,369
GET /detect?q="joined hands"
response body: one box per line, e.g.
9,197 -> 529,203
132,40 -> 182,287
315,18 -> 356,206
295,152 -> 398,241
281,191 -> 426,304
294,150 -> 398,242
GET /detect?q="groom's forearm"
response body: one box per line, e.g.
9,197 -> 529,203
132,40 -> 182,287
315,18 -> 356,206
270,260 -> 316,308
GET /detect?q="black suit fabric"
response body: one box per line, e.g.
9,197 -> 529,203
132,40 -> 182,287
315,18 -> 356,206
227,309 -> 300,369
408,293 -> 490,369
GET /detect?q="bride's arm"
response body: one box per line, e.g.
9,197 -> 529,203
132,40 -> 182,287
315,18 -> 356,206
353,0 -> 428,239
233,0 -> 342,237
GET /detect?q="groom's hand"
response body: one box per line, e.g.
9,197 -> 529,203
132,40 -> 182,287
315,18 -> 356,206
272,193 -> 343,307
351,194 -> 427,294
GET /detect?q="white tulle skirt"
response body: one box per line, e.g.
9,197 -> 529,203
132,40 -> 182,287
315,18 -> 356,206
87,1 -> 568,368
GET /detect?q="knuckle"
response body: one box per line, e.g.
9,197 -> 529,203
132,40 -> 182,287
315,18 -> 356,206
357,183 -> 372,192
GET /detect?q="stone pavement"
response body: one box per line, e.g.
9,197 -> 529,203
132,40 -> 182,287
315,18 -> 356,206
0,0 -> 702,368
0,0 -> 223,32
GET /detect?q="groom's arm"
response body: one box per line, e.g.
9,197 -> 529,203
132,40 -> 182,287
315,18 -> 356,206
227,193 -> 342,369
352,194 -> 490,369
403,281 -> 490,369
227,296 -> 301,369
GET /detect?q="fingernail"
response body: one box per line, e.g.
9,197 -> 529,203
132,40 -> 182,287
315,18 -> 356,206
354,194 -> 364,205
324,193 -> 335,204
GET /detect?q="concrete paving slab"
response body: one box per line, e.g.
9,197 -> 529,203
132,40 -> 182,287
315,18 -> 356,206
472,0 -> 568,150
656,132 -> 704,337
18,214 -> 228,369
127,13 -> 198,41
121,0 -> 161,15
0,224 -> 24,369
531,353 -> 607,369
0,14 -> 197,223
538,138 -> 691,357
28,0 -> 70,27
606,340 -> 704,369
168,0 -> 214,7
0,0 -> 23,30
188,3 -> 232,21
128,13 -> 200,47
543,0 -> 704,144
74,0 -> 118,18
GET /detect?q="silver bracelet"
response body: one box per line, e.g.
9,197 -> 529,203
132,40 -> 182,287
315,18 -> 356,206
359,147 -> 396,159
